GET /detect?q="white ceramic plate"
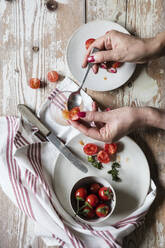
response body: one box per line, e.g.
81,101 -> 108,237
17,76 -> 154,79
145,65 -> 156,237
66,20 -> 136,91
53,134 -> 150,226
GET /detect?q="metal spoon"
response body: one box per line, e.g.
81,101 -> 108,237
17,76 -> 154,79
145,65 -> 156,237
67,47 -> 99,111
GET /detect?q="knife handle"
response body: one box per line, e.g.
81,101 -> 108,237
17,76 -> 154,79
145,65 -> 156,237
18,104 -> 50,137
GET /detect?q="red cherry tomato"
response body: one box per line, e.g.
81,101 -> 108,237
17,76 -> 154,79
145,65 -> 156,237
81,206 -> 95,219
104,143 -> 117,155
69,107 -> 80,121
112,62 -> 122,68
47,71 -> 59,82
96,204 -> 110,217
97,150 -> 110,164
86,194 -> 99,208
98,187 -> 113,201
75,187 -> 87,201
29,78 -> 40,89
90,183 -> 101,194
83,143 -> 98,156
85,38 -> 96,50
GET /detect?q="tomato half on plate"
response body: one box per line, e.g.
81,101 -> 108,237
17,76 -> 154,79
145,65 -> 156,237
83,143 -> 98,156
85,38 -> 96,50
47,71 -> 59,82
104,143 -> 117,155
69,107 -> 80,120
97,150 -> 110,164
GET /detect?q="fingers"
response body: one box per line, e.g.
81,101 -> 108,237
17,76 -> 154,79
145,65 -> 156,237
79,111 -> 109,123
82,35 -> 106,68
92,101 -> 98,111
92,64 -> 99,74
87,50 -> 115,64
70,120 -> 103,141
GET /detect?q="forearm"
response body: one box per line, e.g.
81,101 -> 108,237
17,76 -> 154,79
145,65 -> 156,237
144,31 -> 165,60
134,107 -> 165,130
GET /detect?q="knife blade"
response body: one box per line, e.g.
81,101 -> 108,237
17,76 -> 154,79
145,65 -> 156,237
18,104 -> 88,173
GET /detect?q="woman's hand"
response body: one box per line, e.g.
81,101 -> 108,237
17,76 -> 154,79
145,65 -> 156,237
82,30 -> 165,73
69,106 -> 165,143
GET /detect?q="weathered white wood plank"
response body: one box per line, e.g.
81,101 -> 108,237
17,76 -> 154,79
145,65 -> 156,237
0,0 -> 84,247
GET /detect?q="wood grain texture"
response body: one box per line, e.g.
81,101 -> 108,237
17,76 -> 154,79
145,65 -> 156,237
0,0 -> 165,247
86,0 -> 165,248
0,0 -> 84,247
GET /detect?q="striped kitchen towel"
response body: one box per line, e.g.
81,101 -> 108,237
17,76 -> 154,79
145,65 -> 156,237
0,77 -> 156,248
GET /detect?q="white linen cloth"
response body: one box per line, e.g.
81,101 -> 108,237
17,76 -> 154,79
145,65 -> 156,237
0,78 -> 156,248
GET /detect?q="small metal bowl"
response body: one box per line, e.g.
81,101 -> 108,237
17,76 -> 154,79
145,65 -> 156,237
70,176 -> 116,224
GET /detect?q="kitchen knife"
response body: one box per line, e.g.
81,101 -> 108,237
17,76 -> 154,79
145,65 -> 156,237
18,104 -> 88,173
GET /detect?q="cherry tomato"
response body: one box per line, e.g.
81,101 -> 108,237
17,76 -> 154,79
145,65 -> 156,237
69,107 -> 80,121
90,183 -> 101,194
83,143 -> 98,156
47,71 -> 59,82
104,143 -> 117,155
97,150 -> 110,164
75,187 -> 87,201
29,78 -> 40,89
81,206 -> 95,219
108,67 -> 117,73
96,204 -> 110,217
112,62 -> 122,68
98,187 -> 113,201
86,194 -> 99,208
85,38 -> 96,50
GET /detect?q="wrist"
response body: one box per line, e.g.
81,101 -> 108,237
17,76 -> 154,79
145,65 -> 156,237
145,32 -> 165,59
133,107 -> 165,130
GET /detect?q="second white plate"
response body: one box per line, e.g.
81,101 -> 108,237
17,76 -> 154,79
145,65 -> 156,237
53,134 -> 150,226
66,20 -> 136,91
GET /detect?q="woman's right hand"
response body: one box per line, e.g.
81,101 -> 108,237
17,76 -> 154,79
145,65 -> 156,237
82,30 -> 165,73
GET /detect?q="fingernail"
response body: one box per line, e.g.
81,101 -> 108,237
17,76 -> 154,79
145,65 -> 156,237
87,56 -> 95,63
105,108 -> 111,112
100,63 -> 107,69
78,112 -> 86,118
108,67 -> 117,73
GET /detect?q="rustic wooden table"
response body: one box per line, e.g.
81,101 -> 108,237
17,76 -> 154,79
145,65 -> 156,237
0,0 -> 165,247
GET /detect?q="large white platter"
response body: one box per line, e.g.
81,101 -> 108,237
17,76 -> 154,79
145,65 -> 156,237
53,134 -> 150,226
66,20 -> 136,91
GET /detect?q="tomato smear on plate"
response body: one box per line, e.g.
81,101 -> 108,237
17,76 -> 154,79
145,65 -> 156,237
85,38 -> 96,50
83,143 -> 98,156
97,150 -> 110,164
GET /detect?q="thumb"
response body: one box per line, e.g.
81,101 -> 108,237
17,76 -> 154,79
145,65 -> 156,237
88,50 -> 115,64
78,111 -> 109,123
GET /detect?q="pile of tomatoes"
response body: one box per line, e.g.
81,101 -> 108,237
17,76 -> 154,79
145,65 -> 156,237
83,143 -> 117,164
74,183 -> 113,219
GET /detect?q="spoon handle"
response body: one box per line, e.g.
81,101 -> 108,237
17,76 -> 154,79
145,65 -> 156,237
79,47 -> 99,91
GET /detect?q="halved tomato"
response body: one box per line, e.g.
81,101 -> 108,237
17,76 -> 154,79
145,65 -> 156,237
47,71 -> 59,82
104,143 -> 117,155
112,62 -> 122,68
83,143 -> 98,156
69,107 -> 80,121
29,78 -> 40,89
97,150 -> 110,164
85,38 -> 96,50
